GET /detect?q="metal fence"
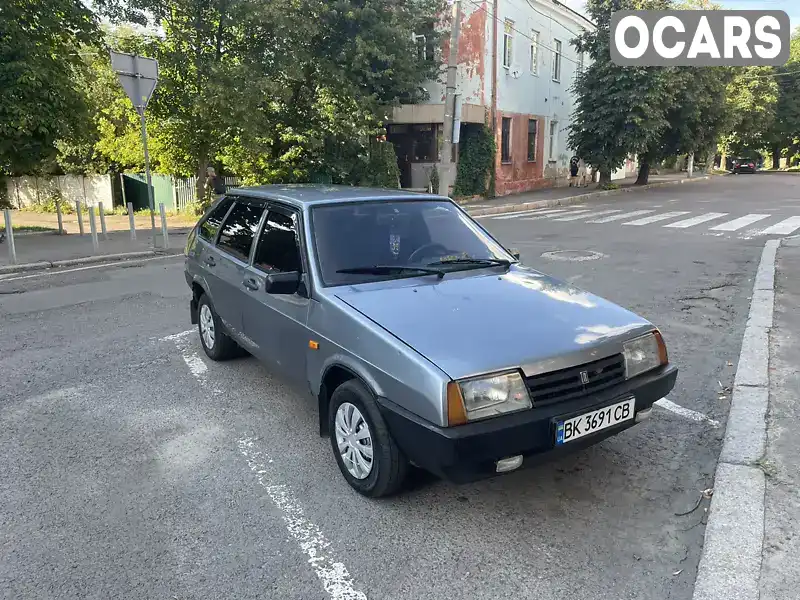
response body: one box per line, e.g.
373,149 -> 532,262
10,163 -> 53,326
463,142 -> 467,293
172,175 -> 242,211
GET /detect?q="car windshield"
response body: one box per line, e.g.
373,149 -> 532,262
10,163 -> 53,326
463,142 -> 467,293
311,200 -> 513,286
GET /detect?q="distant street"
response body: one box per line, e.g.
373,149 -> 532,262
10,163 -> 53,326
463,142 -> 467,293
0,174 -> 797,600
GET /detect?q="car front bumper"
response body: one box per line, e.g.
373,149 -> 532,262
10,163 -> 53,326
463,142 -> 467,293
377,364 -> 678,483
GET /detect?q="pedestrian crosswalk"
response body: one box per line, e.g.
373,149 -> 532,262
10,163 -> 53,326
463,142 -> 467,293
475,206 -> 800,237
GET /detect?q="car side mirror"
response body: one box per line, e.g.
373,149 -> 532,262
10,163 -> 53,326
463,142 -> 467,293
509,248 -> 521,260
265,271 -> 301,295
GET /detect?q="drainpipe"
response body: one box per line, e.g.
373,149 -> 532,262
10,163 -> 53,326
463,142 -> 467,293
491,0 -> 499,195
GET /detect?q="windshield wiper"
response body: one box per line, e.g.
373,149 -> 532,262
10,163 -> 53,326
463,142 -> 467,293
426,257 -> 512,268
336,265 -> 445,279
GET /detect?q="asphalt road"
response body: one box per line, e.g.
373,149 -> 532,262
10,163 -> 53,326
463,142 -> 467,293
0,173 -> 795,600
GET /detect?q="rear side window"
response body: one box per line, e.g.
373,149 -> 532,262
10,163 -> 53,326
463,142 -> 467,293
253,210 -> 302,273
198,196 -> 234,242
216,202 -> 265,262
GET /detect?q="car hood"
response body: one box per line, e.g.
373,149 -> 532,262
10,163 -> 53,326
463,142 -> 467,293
334,266 -> 655,380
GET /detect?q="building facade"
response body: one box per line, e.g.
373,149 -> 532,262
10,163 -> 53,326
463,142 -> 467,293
386,0 -> 595,196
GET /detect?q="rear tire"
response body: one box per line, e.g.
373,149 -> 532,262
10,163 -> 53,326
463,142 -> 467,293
328,380 -> 408,498
197,293 -> 239,361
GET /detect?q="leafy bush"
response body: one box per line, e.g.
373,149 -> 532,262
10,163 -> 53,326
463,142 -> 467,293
428,166 -> 440,194
600,182 -> 620,190
359,140 -> 400,188
454,124 -> 495,198
25,191 -> 75,214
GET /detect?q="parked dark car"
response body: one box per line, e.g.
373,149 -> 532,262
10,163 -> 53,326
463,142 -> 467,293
184,185 -> 678,497
732,158 -> 757,174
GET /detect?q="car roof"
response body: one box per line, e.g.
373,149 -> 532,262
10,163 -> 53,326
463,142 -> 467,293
230,184 -> 450,209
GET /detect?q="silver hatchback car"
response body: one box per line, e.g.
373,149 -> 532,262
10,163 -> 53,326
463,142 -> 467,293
184,185 -> 677,497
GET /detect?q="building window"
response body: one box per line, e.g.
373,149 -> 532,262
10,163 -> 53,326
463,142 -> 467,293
527,119 -> 538,162
549,120 -> 558,160
501,117 -> 512,163
414,33 -> 434,62
530,30 -> 540,74
552,39 -> 562,82
503,20 -> 513,69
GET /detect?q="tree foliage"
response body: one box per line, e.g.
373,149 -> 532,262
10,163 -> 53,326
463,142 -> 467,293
568,0 -> 675,183
0,0 -> 99,175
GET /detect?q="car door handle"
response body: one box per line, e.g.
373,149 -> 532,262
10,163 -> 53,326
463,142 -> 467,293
242,277 -> 260,291
204,256 -> 216,267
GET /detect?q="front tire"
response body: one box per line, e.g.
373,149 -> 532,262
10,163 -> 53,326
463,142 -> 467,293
197,293 -> 239,361
328,380 -> 408,498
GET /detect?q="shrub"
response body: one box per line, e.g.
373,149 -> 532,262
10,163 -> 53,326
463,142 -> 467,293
454,124 -> 495,198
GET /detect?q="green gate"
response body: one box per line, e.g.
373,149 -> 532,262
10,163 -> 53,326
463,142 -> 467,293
121,173 -> 175,212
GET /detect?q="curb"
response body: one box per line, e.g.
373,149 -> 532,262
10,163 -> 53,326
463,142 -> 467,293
467,175 -> 713,217
692,239 -> 781,600
0,248 -> 183,275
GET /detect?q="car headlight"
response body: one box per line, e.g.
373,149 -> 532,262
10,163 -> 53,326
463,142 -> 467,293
623,331 -> 668,379
447,371 -> 532,425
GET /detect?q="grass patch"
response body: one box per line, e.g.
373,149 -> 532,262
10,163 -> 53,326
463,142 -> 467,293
0,224 -> 57,233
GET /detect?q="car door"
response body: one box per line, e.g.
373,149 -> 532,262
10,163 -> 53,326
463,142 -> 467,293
241,204 -> 311,384
210,198 -> 266,340
194,196 -> 235,308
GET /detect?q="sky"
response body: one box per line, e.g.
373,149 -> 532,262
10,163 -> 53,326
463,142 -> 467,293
561,0 -> 800,32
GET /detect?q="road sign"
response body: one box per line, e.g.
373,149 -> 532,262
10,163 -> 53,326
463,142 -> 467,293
110,51 -> 159,246
110,51 -> 158,115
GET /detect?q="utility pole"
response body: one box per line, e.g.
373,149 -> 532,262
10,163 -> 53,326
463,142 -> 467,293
439,0 -> 461,196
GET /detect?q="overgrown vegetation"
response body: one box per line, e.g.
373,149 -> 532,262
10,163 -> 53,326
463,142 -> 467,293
454,124 -> 495,198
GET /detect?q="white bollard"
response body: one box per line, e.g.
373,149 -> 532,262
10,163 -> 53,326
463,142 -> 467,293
56,200 -> 64,235
127,202 -> 136,240
88,207 -> 99,253
98,201 -> 109,240
3,209 -> 17,265
75,201 -> 85,235
159,203 -> 169,250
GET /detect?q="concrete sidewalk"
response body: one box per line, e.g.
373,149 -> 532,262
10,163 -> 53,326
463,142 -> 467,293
760,236 -> 800,599
692,236 -> 800,600
463,172 -> 714,216
5,209 -> 197,234
0,229 -> 187,273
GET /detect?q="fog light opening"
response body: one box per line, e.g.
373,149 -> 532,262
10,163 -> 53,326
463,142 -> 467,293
635,408 -> 653,423
496,455 -> 523,473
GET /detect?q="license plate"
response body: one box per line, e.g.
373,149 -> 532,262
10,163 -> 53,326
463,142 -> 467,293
555,398 -> 635,445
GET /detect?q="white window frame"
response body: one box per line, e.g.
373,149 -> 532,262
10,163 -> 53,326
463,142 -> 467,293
549,120 -> 558,161
552,39 -> 562,82
503,20 -> 513,69
530,30 -> 540,75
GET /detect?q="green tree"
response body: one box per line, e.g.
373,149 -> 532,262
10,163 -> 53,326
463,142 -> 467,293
568,0 -> 675,185
0,0 -> 99,175
765,27 -> 800,168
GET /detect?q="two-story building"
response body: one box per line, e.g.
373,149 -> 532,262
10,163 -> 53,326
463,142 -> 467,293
386,0 -> 595,196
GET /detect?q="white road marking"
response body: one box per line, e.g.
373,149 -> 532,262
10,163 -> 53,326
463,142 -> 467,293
709,214 -> 771,232
238,438 -> 367,600
518,209 -> 573,220
161,329 -> 194,341
492,209 -> 573,220
588,210 -> 655,223
164,331 -> 222,395
0,254 -> 180,282
552,209 -> 622,222
664,212 -> 728,229
756,215 -> 800,236
655,398 -> 720,427
476,205 -> 586,220
624,211 -> 690,225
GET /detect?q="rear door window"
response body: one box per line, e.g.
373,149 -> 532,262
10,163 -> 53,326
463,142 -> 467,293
216,201 -> 265,262
253,209 -> 303,273
198,196 -> 234,242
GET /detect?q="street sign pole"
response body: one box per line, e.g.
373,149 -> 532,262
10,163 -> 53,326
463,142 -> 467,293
111,51 -> 159,248
139,110 -> 157,236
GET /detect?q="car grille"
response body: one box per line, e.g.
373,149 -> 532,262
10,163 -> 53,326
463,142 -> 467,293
525,354 -> 626,406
